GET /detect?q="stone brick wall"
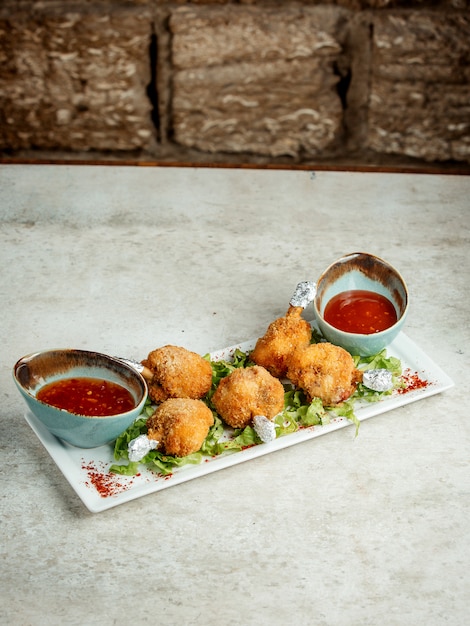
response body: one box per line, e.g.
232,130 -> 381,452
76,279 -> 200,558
1,1 -> 469,169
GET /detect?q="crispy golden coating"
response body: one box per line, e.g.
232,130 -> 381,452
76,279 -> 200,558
146,398 -> 214,457
212,365 -> 285,429
142,345 -> 213,404
250,306 -> 312,378
286,342 -> 361,406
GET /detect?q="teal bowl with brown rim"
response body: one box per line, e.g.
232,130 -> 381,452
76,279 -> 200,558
13,349 -> 147,448
312,252 -> 409,356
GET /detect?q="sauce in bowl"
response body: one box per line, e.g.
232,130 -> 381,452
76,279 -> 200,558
37,377 -> 135,416
324,289 -> 397,334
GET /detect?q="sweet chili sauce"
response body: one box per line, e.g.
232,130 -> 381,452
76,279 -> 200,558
324,289 -> 398,334
37,377 -> 135,416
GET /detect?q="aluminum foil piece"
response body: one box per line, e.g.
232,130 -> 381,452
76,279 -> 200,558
362,369 -> 393,392
114,357 -> 153,381
128,434 -> 159,462
253,415 -> 277,443
114,357 -> 146,374
290,281 -> 317,308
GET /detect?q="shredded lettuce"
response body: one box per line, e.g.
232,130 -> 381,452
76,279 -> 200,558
110,344 -> 402,476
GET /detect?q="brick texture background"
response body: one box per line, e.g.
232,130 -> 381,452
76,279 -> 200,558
1,0 -> 469,170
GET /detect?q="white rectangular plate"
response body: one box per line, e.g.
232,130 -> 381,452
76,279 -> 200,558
24,332 -> 454,513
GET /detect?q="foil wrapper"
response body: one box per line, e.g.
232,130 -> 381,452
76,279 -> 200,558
290,281 -> 317,308
114,357 -> 146,374
362,369 -> 393,392
128,434 -> 159,462
253,415 -> 277,443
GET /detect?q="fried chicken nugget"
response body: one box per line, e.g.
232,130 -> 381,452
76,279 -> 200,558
212,365 -> 285,429
286,342 -> 362,406
146,398 -> 214,457
250,306 -> 312,378
142,345 -> 213,404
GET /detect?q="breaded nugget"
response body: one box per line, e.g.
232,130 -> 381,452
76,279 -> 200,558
286,342 -> 361,406
142,345 -> 213,404
250,306 -> 312,378
212,365 -> 285,429
146,398 -> 214,457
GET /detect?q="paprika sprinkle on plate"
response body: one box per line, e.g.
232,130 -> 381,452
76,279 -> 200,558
396,369 -> 430,394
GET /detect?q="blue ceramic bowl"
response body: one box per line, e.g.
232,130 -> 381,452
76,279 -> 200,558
13,349 -> 147,448
312,252 -> 409,356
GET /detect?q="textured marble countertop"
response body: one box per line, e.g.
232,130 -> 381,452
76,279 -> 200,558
1,164 -> 468,626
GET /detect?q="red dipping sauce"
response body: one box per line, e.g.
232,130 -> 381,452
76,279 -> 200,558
37,377 -> 135,416
324,289 -> 398,334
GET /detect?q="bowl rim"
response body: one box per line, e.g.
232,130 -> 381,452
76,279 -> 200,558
13,348 -> 148,419
313,251 -> 409,339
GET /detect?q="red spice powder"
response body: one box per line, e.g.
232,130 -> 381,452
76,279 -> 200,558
81,460 -> 165,498
81,460 -> 133,498
396,368 -> 430,395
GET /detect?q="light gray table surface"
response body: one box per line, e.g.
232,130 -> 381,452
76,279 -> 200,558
1,164 -> 469,626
